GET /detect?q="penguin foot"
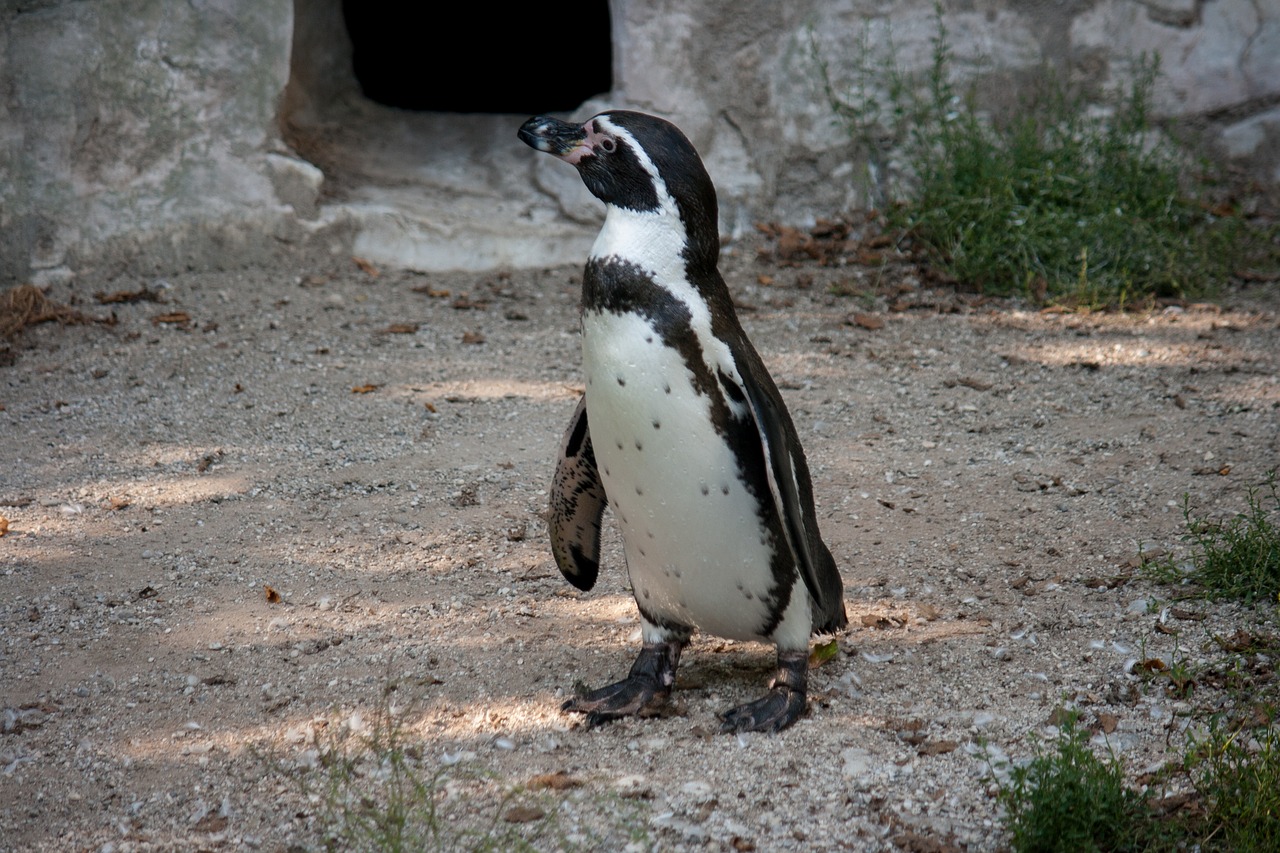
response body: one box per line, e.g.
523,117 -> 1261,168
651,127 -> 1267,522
718,648 -> 810,733
562,640 -> 684,727
717,685 -> 807,733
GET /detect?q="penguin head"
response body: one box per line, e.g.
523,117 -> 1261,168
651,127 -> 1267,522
519,111 -> 719,268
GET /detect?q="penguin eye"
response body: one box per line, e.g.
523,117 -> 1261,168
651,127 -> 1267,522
598,137 -> 617,154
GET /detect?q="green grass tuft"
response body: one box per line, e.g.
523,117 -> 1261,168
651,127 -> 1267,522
1188,716 -> 1280,852
813,7 -> 1278,304
1147,472 -> 1280,605
276,686 -> 558,853
997,710 -> 1162,852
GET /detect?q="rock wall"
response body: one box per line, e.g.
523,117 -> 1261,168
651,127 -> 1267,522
0,0 -> 301,285
2,0 -> 1276,282
615,0 -> 1280,228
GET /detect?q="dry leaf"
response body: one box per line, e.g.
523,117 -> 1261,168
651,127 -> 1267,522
918,740 -> 959,756
956,376 -> 993,392
1216,629 -> 1256,653
757,274 -> 775,286
528,771 -> 582,790
915,603 -> 942,622
352,256 -> 379,277
0,516 -> 8,537
264,585 -> 282,604
502,806 -> 545,824
151,311 -> 191,325
1095,713 -> 1119,734
193,813 -> 229,833
351,384 -> 380,394
382,323 -> 419,334
452,294 -> 490,310
461,331 -> 486,345
1169,607 -> 1206,621
846,312 -> 885,330
424,401 -> 437,413
94,286 -> 164,304
108,496 -> 130,510
1138,658 -> 1168,673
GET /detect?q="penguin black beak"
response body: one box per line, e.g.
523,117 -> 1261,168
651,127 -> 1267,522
518,116 -> 590,163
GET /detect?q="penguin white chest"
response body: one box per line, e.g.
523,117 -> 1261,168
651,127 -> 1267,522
581,309 -> 791,642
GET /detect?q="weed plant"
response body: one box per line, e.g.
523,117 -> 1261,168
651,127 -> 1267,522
996,711 -> 1163,852
1147,472 -> 1280,605
284,689 -> 555,852
813,10 -> 1273,304
1185,715 -> 1280,852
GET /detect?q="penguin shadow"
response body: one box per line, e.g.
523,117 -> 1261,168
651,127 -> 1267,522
668,641 -> 849,719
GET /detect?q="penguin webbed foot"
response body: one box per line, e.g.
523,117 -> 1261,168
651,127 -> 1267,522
562,640 -> 683,727
718,649 -> 809,734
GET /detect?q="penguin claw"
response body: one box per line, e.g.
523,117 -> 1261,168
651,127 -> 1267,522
562,640 -> 685,726
718,687 -> 807,733
561,675 -> 669,725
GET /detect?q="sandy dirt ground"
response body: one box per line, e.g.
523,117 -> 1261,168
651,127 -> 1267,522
1,233 -> 1278,851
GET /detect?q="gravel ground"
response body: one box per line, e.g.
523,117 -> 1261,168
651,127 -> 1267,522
1,238 -> 1278,852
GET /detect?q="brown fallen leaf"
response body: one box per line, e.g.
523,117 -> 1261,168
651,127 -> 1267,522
351,384 -> 381,394
423,401 -> 437,413
915,603 -> 942,622
1169,607 -> 1206,621
502,806 -> 545,824
1045,707 -> 1075,727
382,322 -> 420,334
528,771 -> 583,791
1215,629 -> 1257,653
955,376 -> 993,392
352,256 -> 379,277
846,312 -> 885,330
201,674 -> 237,686
151,311 -> 191,325
193,812 -> 229,833
452,294 -> 491,310
1094,712 -> 1119,734
264,585 -> 282,604
461,330 -> 486,345
1138,658 -> 1168,673
0,516 -> 8,537
412,285 -> 451,298
94,286 -> 165,305
918,739 -> 959,756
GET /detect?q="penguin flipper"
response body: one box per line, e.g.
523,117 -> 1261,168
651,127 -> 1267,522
549,396 -> 607,591
732,346 -> 848,634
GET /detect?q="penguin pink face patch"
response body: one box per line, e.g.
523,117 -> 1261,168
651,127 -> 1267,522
562,120 -> 617,165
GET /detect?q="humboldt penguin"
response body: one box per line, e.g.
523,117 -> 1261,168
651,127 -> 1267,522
519,110 -> 847,732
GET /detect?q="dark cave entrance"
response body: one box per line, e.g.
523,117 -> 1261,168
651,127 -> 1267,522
341,2 -> 613,115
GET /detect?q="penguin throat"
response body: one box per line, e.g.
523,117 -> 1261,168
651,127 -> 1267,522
590,203 -> 689,286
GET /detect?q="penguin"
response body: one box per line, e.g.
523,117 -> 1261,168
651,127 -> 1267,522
519,110 -> 847,733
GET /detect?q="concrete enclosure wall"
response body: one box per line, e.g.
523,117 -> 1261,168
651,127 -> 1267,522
2,0 -> 1277,284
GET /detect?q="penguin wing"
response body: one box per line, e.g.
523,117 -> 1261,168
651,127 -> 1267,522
732,345 -> 848,633
548,396 -> 607,591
